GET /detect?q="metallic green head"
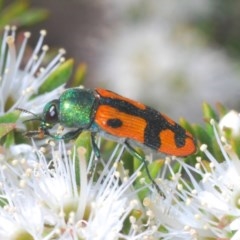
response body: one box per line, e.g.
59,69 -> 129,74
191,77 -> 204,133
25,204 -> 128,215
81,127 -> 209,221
41,88 -> 96,132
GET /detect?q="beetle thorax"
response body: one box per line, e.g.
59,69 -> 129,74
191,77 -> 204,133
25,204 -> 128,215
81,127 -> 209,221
59,88 -> 96,128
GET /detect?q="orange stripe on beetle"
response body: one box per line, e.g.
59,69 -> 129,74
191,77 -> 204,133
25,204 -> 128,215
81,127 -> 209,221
96,88 -> 146,110
158,129 -> 196,156
95,105 -> 146,143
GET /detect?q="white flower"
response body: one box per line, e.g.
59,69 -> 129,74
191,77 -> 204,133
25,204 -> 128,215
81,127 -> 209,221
142,118 -> 240,239
0,140 -> 159,239
0,26 -> 66,115
0,144 -> 46,239
138,158 -> 198,240
150,119 -> 240,239
219,110 -> 240,137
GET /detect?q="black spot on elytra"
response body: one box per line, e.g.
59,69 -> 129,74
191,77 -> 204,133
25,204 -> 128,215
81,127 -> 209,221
107,118 -> 123,128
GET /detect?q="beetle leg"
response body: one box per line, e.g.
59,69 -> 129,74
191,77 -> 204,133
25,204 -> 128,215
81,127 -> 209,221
44,128 -> 83,141
61,128 -> 83,140
90,133 -> 101,159
89,133 -> 102,176
25,130 -> 44,138
124,140 -> 165,197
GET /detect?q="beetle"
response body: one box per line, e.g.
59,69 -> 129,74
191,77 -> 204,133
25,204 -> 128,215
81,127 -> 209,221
18,87 -> 196,194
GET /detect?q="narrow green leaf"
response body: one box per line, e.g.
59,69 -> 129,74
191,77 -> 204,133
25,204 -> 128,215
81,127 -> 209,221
100,140 -> 117,159
38,59 -> 74,95
74,132 -> 92,164
202,102 -> 218,122
4,131 -> 15,147
0,111 -> 19,123
132,148 -> 144,171
0,0 -> 28,28
71,63 -> 87,87
0,123 -> 16,138
121,150 -> 134,174
147,159 -> 164,179
193,125 -> 212,150
9,9 -> 49,27
179,117 -> 195,134
216,102 -> 228,118
231,137 -> 240,158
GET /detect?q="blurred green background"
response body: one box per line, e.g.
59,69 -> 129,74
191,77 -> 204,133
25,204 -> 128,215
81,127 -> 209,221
2,0 -> 240,123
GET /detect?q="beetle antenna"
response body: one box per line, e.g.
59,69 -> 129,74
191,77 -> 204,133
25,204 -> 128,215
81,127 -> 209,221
16,107 -> 43,125
16,107 -> 39,118
23,118 -> 42,123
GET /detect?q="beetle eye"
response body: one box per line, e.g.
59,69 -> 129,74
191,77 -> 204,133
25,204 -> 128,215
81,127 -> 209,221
46,105 -> 58,122
43,100 -> 59,124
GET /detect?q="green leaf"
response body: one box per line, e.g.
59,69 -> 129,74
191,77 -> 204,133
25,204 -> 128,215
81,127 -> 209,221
74,132 -> 92,164
132,149 -> 143,170
9,9 -> 49,27
202,102 -> 219,122
121,150 -> 134,174
70,63 -> 87,87
193,125 -> 213,151
179,117 -> 195,134
38,59 -> 74,95
0,111 -> 19,123
216,102 -> 228,118
0,111 -> 19,145
0,123 -> 16,138
0,0 -> 29,28
231,137 -> 240,159
149,159 -> 164,177
74,132 -> 93,186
